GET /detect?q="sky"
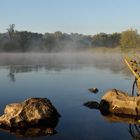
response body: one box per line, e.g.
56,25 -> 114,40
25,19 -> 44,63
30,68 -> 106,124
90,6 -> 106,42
0,0 -> 140,35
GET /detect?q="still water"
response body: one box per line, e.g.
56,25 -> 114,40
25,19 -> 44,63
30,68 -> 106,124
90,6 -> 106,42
0,53 -> 136,139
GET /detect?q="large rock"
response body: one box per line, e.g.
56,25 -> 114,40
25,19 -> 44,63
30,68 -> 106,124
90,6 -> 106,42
100,89 -> 140,116
0,98 -> 60,129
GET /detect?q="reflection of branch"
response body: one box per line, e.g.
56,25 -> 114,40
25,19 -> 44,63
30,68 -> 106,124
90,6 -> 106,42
129,124 -> 140,140
132,77 -> 139,96
128,79 -> 140,139
134,124 -> 140,133
132,78 -> 137,96
129,124 -> 135,138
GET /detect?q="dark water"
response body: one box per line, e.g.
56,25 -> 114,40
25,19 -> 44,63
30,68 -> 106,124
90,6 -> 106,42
0,53 -> 136,139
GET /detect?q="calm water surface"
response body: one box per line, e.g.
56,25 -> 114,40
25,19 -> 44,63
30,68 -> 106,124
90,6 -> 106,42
0,53 -> 136,139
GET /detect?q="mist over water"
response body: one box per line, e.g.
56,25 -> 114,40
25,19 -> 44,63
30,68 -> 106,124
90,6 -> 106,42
0,52 -> 132,77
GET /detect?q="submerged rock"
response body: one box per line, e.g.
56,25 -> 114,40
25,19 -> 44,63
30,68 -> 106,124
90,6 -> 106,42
0,98 -> 60,129
88,88 -> 99,93
100,89 -> 140,116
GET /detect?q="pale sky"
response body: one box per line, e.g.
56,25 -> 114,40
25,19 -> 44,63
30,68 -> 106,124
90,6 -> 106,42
0,0 -> 140,35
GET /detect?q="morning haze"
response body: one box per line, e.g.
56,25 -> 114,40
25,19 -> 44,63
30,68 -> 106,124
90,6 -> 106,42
0,0 -> 140,140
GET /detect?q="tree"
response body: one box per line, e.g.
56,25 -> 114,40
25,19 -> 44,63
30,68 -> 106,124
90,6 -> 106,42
91,33 -> 120,47
44,34 -> 56,52
120,29 -> 140,49
7,24 -> 15,40
16,31 -> 29,51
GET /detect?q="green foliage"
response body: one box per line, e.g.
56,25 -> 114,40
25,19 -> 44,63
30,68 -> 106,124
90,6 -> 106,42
120,29 -> 140,49
44,34 -> 56,51
92,33 -> 120,47
0,25 -> 140,52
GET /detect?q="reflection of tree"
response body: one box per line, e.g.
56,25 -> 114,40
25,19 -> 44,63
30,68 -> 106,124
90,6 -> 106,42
8,72 -> 15,82
7,66 -> 16,82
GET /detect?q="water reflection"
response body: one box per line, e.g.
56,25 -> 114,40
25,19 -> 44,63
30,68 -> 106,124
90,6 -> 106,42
104,114 -> 140,140
129,124 -> 140,140
0,118 -> 59,138
84,100 -> 140,139
8,72 -> 15,82
84,78 -> 140,140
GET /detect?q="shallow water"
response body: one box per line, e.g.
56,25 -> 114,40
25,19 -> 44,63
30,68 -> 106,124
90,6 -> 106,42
0,53 -> 136,139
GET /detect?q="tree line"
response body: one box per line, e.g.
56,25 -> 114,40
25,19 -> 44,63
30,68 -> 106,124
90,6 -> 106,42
0,24 -> 139,52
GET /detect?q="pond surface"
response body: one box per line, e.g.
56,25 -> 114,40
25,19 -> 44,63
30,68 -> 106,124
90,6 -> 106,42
0,53 -> 136,139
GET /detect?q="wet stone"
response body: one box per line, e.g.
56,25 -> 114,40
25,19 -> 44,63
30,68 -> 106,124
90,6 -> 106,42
88,88 -> 99,93
0,98 -> 60,129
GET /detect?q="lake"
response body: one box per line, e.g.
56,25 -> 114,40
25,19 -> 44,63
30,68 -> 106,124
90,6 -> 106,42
0,53 -> 137,139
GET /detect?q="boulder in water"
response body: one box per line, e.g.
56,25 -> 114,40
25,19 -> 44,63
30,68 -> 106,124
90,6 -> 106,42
0,98 -> 60,129
100,89 -> 140,116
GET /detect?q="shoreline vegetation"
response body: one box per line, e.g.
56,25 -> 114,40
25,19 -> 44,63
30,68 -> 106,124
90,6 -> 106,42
0,24 -> 140,53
